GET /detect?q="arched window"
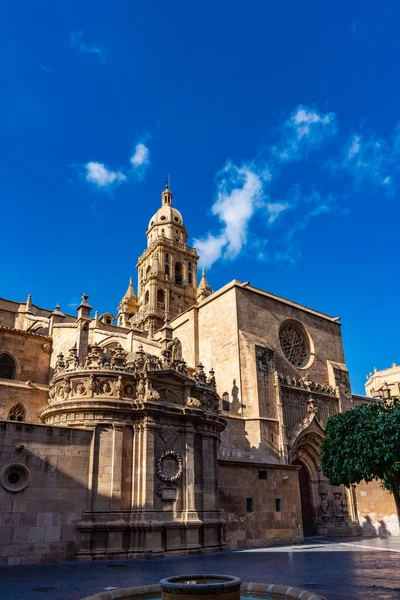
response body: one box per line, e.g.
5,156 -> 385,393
0,354 -> 16,380
175,262 -> 183,285
188,272 -> 193,284
222,392 -> 230,412
146,265 -> 151,278
165,264 -> 170,277
8,403 -> 25,422
188,261 -> 192,271
157,289 -> 165,307
173,338 -> 182,361
145,290 -> 150,305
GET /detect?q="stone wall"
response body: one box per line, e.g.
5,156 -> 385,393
0,382 -> 48,424
356,480 -> 399,536
0,328 -> 52,423
0,420 -> 92,565
219,460 -> 303,548
235,286 -> 345,390
172,284 -> 242,403
0,329 -> 51,384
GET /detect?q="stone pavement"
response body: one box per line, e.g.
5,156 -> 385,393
1,537 -> 400,600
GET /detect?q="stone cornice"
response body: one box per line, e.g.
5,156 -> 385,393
0,379 -> 49,391
0,325 -> 51,340
170,279 -> 341,325
218,458 -> 300,471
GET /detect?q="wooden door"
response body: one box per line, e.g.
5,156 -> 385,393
297,462 -> 314,536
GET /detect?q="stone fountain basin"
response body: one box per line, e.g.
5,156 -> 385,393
81,581 -> 326,600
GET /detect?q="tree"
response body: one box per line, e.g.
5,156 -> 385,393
320,398 -> 400,522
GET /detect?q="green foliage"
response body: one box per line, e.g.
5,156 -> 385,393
320,398 -> 400,493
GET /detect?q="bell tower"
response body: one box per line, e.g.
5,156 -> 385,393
133,183 -> 199,336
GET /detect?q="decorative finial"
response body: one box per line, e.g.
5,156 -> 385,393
82,292 -> 89,302
129,276 -> 133,285
26,294 -> 33,311
55,303 -> 60,311
161,177 -> 173,206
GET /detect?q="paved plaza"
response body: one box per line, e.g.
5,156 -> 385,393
1,537 -> 400,600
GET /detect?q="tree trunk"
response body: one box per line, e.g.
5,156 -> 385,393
390,472 -> 400,525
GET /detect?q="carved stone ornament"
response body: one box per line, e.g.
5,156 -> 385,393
159,388 -> 182,404
156,483 -> 177,501
73,381 -> 87,396
156,450 -> 182,483
186,397 -> 201,408
98,380 -> 112,395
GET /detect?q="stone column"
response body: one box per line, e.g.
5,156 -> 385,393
91,425 -> 113,511
166,285 -> 170,315
150,279 -> 157,311
142,422 -> 156,510
183,426 -> 196,514
275,372 -> 288,463
110,426 -> 124,511
202,435 -> 216,511
142,421 -> 163,555
76,320 -> 90,364
90,425 -> 124,512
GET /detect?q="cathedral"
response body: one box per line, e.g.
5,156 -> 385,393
0,184 -> 394,565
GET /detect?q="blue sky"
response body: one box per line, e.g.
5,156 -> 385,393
1,1 -> 400,394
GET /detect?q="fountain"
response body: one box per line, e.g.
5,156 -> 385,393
160,575 -> 242,600
81,574 -> 327,600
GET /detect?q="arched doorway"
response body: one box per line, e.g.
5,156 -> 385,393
294,460 -> 315,536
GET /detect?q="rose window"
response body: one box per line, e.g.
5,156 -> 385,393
279,323 -> 309,367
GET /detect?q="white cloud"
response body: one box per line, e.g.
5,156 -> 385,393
267,202 -> 289,224
260,189 -> 336,263
347,134 -> 361,158
68,31 -> 105,60
194,233 -> 227,270
129,142 -> 151,181
68,299 -> 79,309
85,162 -> 127,187
274,105 -> 337,162
194,163 -> 269,268
130,143 -> 150,167
334,133 -> 394,190
82,140 -> 151,190
37,63 -> 53,74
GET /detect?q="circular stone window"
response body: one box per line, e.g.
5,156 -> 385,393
174,216 -> 179,222
279,322 -> 310,367
1,463 -> 31,493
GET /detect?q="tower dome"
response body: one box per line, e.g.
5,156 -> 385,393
146,183 -> 188,246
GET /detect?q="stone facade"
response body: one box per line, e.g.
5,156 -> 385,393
1,182 -> 390,565
365,362 -> 400,400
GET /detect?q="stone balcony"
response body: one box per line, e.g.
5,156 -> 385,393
39,342 -> 222,426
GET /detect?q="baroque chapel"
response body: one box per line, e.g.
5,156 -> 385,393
0,184 -> 394,565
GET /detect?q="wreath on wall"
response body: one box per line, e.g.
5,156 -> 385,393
156,450 -> 182,483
